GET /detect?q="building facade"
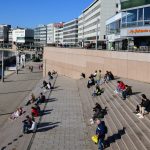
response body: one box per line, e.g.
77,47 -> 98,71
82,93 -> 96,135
34,25 -> 47,45
78,0 -> 120,49
106,1 -> 150,51
8,28 -> 13,44
12,28 -> 34,44
63,19 -> 78,46
47,23 -> 55,45
106,12 -> 122,50
0,24 -> 11,44
55,23 -> 64,45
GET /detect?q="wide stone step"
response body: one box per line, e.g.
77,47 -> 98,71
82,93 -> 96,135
81,79 -> 124,150
103,83 -> 149,150
106,81 -> 150,147
86,83 -> 137,150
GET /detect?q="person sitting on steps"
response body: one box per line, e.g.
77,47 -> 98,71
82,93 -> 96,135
114,81 -> 125,95
135,94 -> 150,119
25,93 -> 36,106
81,73 -> 86,78
92,84 -> 103,97
23,115 -> 37,134
31,106 -> 39,117
90,103 -> 102,124
36,93 -> 46,105
122,85 -> 132,100
87,76 -> 95,88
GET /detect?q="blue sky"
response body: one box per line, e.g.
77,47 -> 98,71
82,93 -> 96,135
0,0 -> 93,28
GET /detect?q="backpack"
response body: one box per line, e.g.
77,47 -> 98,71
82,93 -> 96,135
104,124 -> 108,134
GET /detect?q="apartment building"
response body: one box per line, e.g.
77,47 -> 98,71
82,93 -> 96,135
34,25 -> 47,45
12,28 -> 34,44
78,0 -> 120,48
0,24 -> 11,44
55,23 -> 64,45
47,23 -> 55,45
63,19 -> 78,46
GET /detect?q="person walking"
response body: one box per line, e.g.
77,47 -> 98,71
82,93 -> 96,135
95,119 -> 107,150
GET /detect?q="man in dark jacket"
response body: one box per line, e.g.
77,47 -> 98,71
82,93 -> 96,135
95,119 -> 107,150
122,85 -> 132,100
136,94 -> 150,119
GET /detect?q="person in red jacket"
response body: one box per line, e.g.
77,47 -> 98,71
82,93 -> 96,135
31,107 -> 39,117
115,81 -> 126,94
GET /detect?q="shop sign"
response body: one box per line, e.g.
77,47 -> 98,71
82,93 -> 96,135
121,27 -> 150,37
129,29 -> 150,34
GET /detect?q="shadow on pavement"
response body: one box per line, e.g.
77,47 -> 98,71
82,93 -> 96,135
0,89 -> 32,95
132,92 -> 141,95
41,109 -> 53,116
105,127 -> 126,148
47,98 -> 58,103
4,78 -> 41,83
0,112 -> 13,116
36,122 -> 60,132
52,89 -> 63,92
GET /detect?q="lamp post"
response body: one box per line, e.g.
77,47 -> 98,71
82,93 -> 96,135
96,19 -> 99,50
16,51 -> 19,74
1,50 -> 4,82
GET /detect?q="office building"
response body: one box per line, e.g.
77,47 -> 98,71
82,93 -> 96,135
34,25 -> 47,45
47,23 -> 55,45
12,28 -> 34,44
63,19 -> 78,46
0,24 -> 11,44
78,0 -> 120,48
55,23 -> 64,45
106,0 -> 150,51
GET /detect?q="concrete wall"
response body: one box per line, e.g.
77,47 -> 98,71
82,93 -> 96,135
43,47 -> 150,83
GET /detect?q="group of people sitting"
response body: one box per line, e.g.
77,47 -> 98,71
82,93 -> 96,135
48,70 -> 57,80
42,80 -> 53,91
90,103 -> 107,124
114,81 -> 150,118
9,69 -> 57,134
114,81 -> 132,100
86,70 -> 114,97
22,115 -> 37,134
87,70 -> 114,88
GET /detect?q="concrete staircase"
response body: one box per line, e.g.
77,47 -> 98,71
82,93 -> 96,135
77,78 -> 150,150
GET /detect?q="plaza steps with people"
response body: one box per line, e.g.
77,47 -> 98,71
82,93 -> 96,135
0,74 -> 57,150
77,78 -> 150,150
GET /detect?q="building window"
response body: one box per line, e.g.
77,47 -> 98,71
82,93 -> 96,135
127,9 -> 137,27
144,7 -> 150,25
138,8 -> 143,26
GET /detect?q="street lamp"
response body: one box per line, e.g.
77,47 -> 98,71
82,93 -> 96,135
96,19 -> 100,50
1,50 -> 4,82
16,51 -> 19,74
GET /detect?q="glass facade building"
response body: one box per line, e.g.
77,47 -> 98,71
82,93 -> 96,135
122,6 -> 150,28
106,3 -> 150,51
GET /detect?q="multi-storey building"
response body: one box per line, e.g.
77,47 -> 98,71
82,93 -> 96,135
106,0 -> 150,51
12,28 -> 34,44
8,28 -> 13,44
47,23 -> 55,45
0,24 -> 11,44
34,25 -> 47,45
55,23 -> 64,45
63,19 -> 78,46
78,0 -> 120,48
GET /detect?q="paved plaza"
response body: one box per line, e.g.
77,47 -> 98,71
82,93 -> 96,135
0,65 -> 150,150
30,76 -> 91,150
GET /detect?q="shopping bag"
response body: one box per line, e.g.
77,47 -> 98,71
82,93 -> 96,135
91,135 -> 98,144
